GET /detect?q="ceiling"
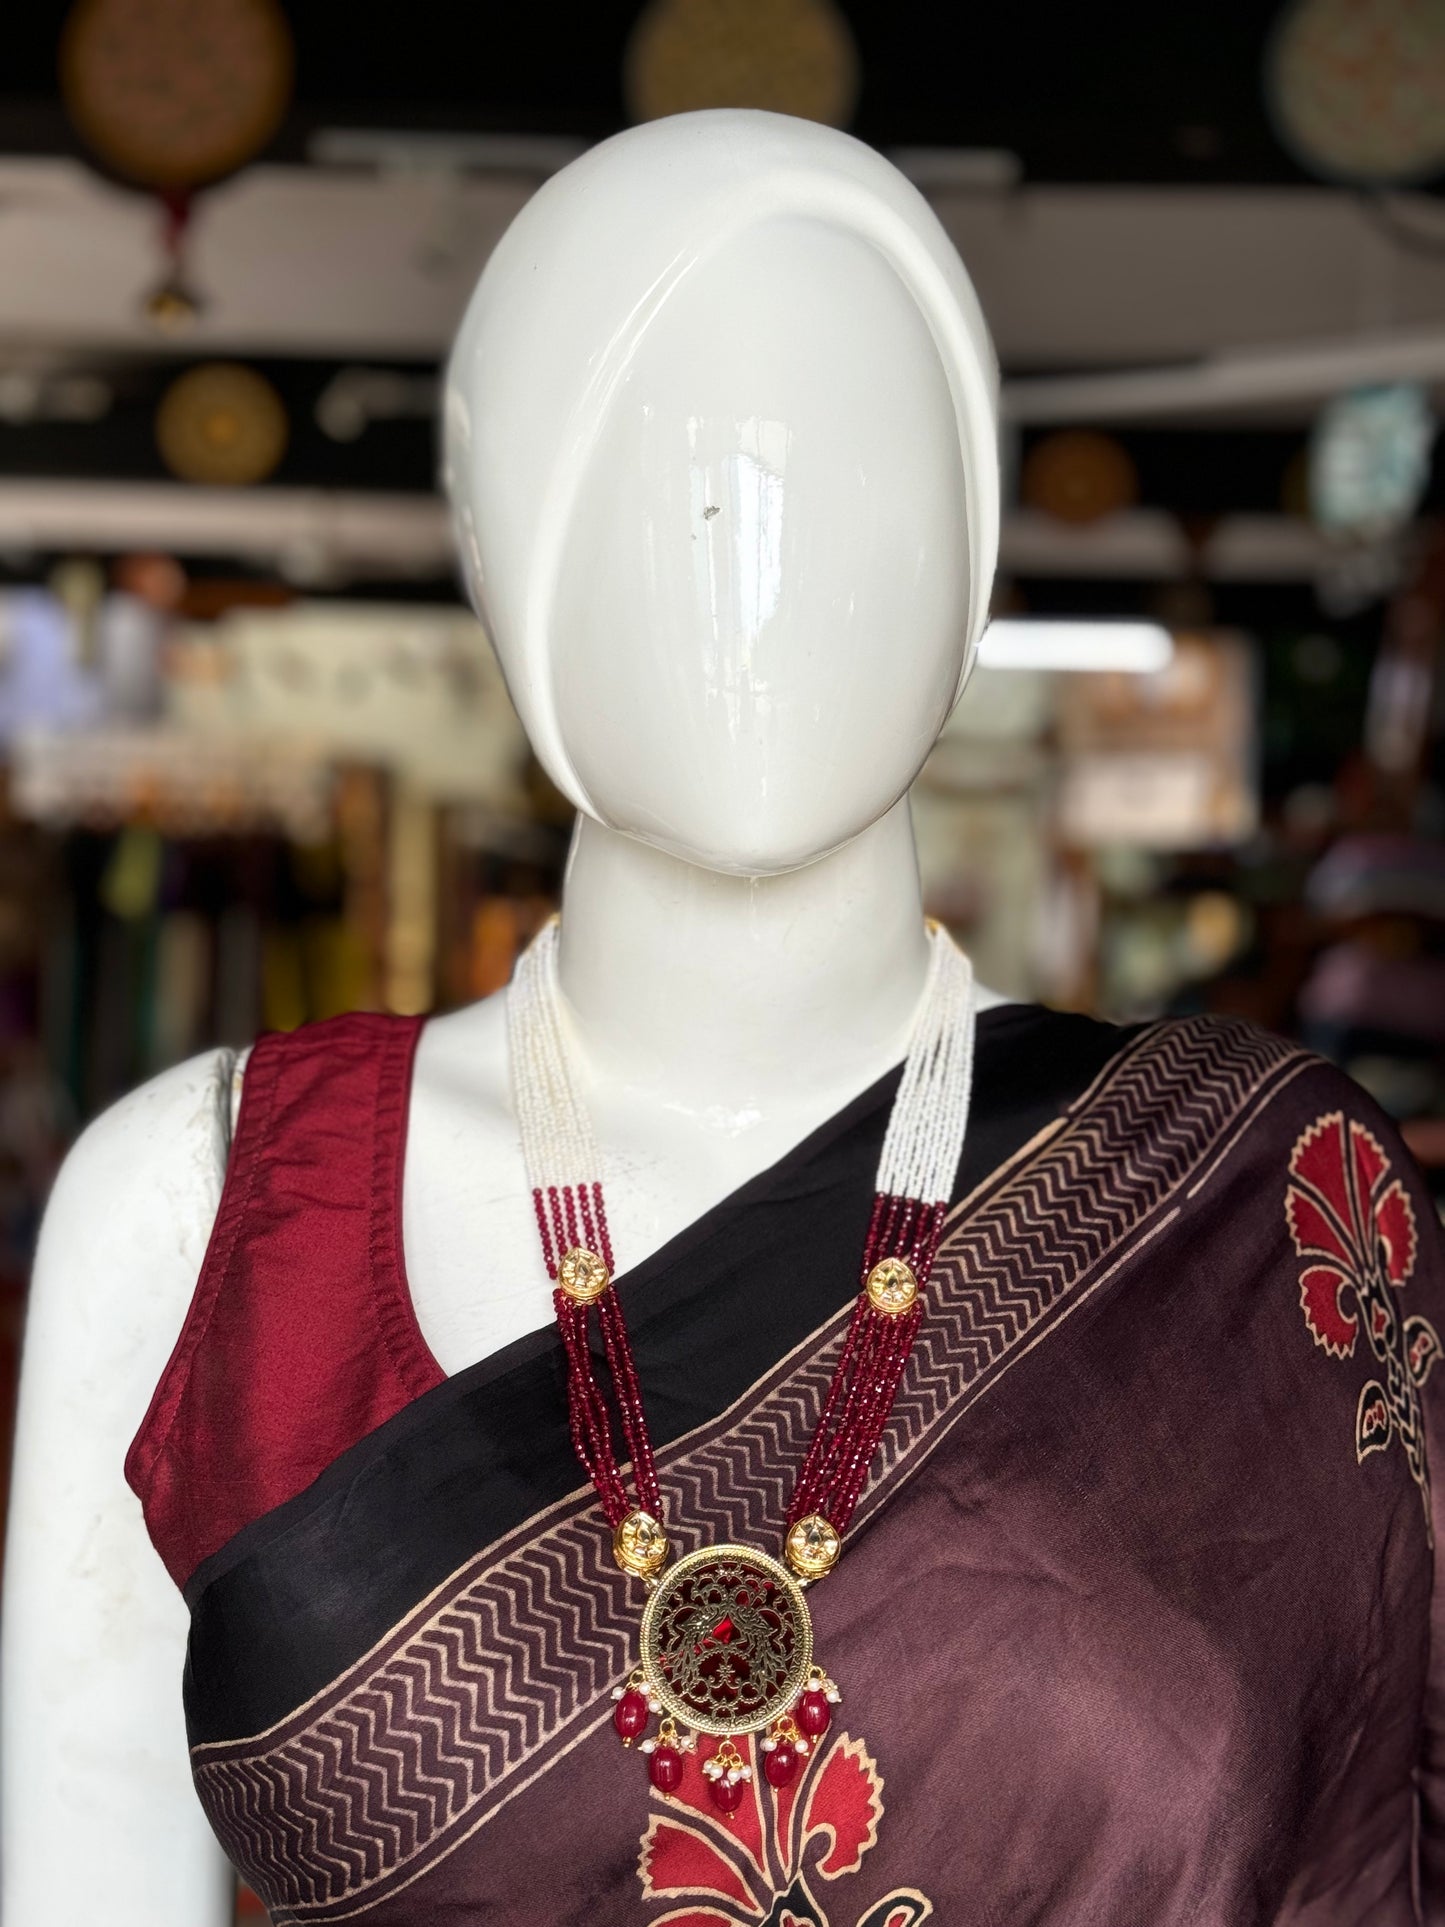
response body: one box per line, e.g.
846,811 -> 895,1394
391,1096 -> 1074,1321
0,0 -> 1423,189
0,0 -> 1440,601
0,0 -> 1439,384
2,162 -> 1443,387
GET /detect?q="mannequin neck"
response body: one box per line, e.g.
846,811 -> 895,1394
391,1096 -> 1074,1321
555,802 -> 931,1112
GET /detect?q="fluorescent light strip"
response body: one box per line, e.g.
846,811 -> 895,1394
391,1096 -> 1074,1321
976,619 -> 1174,674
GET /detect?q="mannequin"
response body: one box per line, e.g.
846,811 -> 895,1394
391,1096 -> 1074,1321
7,109 -> 1443,1927
1,110 -> 1000,1923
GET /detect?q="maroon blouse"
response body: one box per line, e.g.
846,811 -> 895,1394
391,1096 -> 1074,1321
127,1006 -> 1445,1925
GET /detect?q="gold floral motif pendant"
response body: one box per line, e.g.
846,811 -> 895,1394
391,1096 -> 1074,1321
639,1543 -> 814,1736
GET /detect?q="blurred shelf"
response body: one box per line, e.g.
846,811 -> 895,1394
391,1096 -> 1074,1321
12,728 -> 334,840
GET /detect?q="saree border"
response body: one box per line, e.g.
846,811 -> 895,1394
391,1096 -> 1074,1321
191,1014 -> 1306,1922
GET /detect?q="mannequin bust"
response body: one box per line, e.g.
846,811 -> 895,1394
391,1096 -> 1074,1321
1,110 -> 1002,1924
6,109 -> 1442,1927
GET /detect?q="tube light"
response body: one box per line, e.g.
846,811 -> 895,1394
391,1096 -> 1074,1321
976,619 -> 1174,674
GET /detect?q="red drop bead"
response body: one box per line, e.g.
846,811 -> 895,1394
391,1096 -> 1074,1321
709,1772 -> 746,1813
613,1690 -> 649,1742
763,1746 -> 799,1788
648,1745 -> 684,1794
797,1690 -> 831,1738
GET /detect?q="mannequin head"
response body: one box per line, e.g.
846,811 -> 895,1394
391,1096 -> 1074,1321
444,110 -> 999,875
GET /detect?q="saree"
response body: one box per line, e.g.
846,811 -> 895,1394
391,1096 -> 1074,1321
126,1002 -> 1445,1924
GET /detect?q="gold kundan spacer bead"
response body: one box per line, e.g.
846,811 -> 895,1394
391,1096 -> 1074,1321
785,1513 -> 841,1583
558,1247 -> 611,1304
865,1256 -> 918,1316
613,1509 -> 670,1582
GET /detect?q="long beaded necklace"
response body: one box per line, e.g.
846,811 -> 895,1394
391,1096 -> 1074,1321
507,917 -> 976,1809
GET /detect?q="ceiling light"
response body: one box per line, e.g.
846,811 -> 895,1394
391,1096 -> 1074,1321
976,619 -> 1174,674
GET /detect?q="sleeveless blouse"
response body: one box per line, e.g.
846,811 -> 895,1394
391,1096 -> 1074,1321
127,1006 -> 1445,1925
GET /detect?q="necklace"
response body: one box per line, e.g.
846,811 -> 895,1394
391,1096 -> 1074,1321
507,917 -> 976,1810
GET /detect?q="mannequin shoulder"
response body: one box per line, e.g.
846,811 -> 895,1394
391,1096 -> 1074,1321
34,1048 -> 235,1332
49,1048 -> 234,1214
410,988 -> 513,1127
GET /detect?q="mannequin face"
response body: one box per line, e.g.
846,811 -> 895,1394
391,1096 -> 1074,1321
549,218 -> 969,875
444,111 -> 996,880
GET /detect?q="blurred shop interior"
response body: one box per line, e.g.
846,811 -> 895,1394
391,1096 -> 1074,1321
3,0 -> 1445,1678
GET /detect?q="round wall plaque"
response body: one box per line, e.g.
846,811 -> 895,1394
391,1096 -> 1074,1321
1266,0 -> 1445,186
61,0 -> 294,189
155,362 -> 289,486
625,0 -> 859,128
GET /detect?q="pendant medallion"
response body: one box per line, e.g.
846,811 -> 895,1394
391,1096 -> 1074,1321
640,1543 -> 814,1736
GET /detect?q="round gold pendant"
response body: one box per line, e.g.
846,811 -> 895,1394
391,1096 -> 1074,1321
640,1543 -> 813,1736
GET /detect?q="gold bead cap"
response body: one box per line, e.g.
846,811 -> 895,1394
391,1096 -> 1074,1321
558,1246 -> 610,1304
613,1509 -> 671,1582
864,1256 -> 918,1316
785,1512 -> 841,1582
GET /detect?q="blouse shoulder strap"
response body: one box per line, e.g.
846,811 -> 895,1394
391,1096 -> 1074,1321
125,1010 -> 444,1592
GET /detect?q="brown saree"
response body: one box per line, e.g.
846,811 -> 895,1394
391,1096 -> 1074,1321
129,1006 -> 1445,1924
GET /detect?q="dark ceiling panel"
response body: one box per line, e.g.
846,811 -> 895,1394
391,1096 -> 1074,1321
0,1 -> 1421,187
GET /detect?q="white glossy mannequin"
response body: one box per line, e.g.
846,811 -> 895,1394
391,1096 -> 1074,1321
1,110 -> 1000,1926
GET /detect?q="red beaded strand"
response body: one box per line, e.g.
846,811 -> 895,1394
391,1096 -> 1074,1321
534,1179 -> 616,1280
555,1292 -> 631,1524
786,1193 -> 948,1533
595,1287 -> 661,1518
543,1171 -> 950,1545
536,1180 -> 659,1528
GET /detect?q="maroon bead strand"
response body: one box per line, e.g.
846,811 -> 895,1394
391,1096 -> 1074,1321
552,1185 -> 573,1272
562,1184 -> 582,1253
596,1286 -> 662,1516
542,1179 -> 654,1526
547,1165 -> 949,1548
806,1307 -> 906,1523
581,1180 -> 615,1273
783,1195 -> 901,1518
786,1192 -> 947,1533
555,1291 -> 631,1524
829,1302 -> 923,1523
535,1183 -> 580,1281
574,1184 -> 601,1263
788,1296 -> 868,1506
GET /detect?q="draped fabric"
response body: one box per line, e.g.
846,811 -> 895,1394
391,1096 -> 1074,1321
127,1006 -> 1445,1925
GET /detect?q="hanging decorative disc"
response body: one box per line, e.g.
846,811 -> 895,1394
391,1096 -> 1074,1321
155,363 -> 289,486
625,0 -> 859,128
1265,0 -> 1445,186
640,1544 -> 814,1736
1021,432 -> 1139,527
60,0 -> 294,190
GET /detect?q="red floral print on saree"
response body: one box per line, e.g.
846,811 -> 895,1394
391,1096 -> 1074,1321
1286,1110 -> 1441,1519
637,1728 -> 931,1925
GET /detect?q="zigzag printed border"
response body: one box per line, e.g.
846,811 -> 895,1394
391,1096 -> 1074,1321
192,1014 -> 1305,1922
